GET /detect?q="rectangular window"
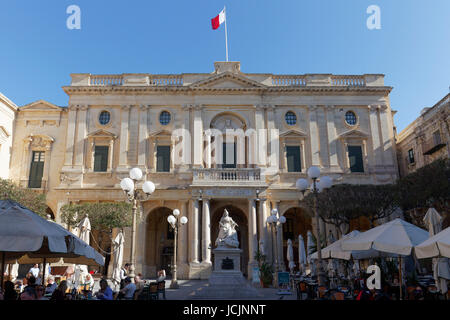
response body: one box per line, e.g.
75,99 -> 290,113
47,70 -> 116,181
157,145 -> 171,172
94,146 -> 109,172
433,130 -> 442,145
283,218 -> 294,240
28,151 -> 45,188
408,148 -> 415,164
348,145 -> 364,173
286,146 -> 301,172
222,143 -> 236,168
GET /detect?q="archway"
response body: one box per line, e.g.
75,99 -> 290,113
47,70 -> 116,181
211,204 -> 249,277
282,207 -> 312,272
145,207 -> 174,278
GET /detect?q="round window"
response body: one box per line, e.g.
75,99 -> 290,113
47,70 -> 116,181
159,111 -> 171,125
285,111 -> 297,126
98,111 -> 111,125
345,111 -> 357,126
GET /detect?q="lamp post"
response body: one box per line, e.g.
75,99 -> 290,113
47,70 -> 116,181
167,208 -> 188,289
120,167 -> 155,284
266,208 -> 286,286
296,167 -> 332,286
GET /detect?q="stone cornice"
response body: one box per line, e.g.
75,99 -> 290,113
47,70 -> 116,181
62,85 -> 392,96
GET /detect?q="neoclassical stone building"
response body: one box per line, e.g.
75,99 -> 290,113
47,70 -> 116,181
0,93 -> 17,179
9,61 -> 398,279
397,93 -> 449,177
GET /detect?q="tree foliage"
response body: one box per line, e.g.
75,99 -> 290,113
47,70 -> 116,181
60,202 -> 133,234
397,158 -> 450,227
303,183 -> 399,233
0,178 -> 48,217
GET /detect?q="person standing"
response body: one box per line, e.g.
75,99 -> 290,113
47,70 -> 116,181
119,263 -> 129,289
29,264 -> 40,279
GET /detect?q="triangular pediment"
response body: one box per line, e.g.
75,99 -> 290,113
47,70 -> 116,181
0,126 -> 10,138
87,129 -> 117,139
338,128 -> 369,139
148,129 -> 172,137
20,100 -> 62,111
190,72 -> 266,89
279,129 -> 308,138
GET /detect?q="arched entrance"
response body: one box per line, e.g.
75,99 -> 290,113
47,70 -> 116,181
211,204 -> 249,277
145,207 -> 174,277
282,207 -> 312,272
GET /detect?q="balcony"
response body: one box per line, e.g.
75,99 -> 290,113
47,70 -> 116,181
422,138 -> 446,155
192,168 -> 266,187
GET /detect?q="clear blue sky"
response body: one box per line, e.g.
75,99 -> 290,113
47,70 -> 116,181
0,0 -> 449,132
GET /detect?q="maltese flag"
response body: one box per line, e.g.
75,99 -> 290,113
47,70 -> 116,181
211,8 -> 226,30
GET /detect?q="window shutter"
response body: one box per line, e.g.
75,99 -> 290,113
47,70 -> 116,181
29,151 -> 44,188
222,143 -> 236,168
286,146 -> 301,172
94,146 -> 109,172
348,146 -> 364,173
157,146 -> 171,172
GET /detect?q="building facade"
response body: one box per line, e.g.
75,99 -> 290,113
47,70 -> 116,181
397,93 -> 449,177
0,93 -> 17,179
9,61 -> 398,279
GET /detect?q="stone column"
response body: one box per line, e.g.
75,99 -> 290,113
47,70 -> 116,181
20,137 -> 32,182
189,200 -> 200,264
193,105 -> 203,168
258,199 -> 272,263
108,139 -> 114,171
74,105 -> 87,169
326,106 -> 339,169
379,105 -> 395,167
64,105 -> 78,167
42,144 -> 52,190
201,199 -> 211,264
204,131 -> 212,168
138,105 -> 148,167
309,105 -> 320,166
248,199 -> 258,278
178,201 -> 189,278
119,105 -> 130,167
275,201 -> 285,271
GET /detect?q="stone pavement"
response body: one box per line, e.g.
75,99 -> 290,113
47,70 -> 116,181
96,278 -> 297,300
158,279 -> 296,300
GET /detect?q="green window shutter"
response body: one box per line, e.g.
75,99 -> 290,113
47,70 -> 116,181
157,146 -> 170,172
286,146 -> 301,172
348,145 -> 364,173
28,151 -> 44,188
94,146 -> 109,172
222,143 -> 236,168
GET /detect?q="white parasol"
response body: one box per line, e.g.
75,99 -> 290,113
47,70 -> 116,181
287,239 -> 296,273
111,231 -> 124,289
298,234 -> 307,275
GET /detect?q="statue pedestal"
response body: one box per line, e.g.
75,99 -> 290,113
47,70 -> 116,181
189,247 -> 263,300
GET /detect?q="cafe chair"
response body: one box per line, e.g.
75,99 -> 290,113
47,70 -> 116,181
157,281 -> 166,300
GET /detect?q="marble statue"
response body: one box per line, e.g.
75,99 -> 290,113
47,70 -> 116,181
215,209 -> 239,248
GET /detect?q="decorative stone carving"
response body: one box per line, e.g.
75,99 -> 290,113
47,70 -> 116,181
215,209 -> 239,248
210,114 -> 245,131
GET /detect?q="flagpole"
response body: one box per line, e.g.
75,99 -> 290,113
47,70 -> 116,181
224,6 -> 228,62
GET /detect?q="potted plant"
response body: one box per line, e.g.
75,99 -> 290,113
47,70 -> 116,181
255,250 -> 273,288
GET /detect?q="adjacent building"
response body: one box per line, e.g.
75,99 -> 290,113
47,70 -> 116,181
0,93 -> 17,179
397,93 -> 450,177
8,61 -> 398,279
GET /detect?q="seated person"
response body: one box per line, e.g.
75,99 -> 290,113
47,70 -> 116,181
134,274 -> 145,297
119,277 -> 136,300
45,276 -> 58,295
95,279 -> 113,300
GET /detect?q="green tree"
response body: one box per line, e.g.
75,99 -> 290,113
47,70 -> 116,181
0,178 -> 48,217
397,158 -> 450,227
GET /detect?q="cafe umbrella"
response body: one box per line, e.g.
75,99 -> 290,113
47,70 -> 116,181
0,200 -> 104,286
342,218 -> 429,300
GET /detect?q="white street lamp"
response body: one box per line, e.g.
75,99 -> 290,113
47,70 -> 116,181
120,168 -> 154,283
296,168 -> 333,286
167,208 -> 188,289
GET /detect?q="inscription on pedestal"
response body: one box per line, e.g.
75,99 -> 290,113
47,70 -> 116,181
222,257 -> 234,270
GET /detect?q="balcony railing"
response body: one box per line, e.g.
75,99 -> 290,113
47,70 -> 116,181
272,75 -> 307,86
331,75 -> 366,86
422,138 -> 446,155
192,168 -> 261,182
89,75 -> 123,86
